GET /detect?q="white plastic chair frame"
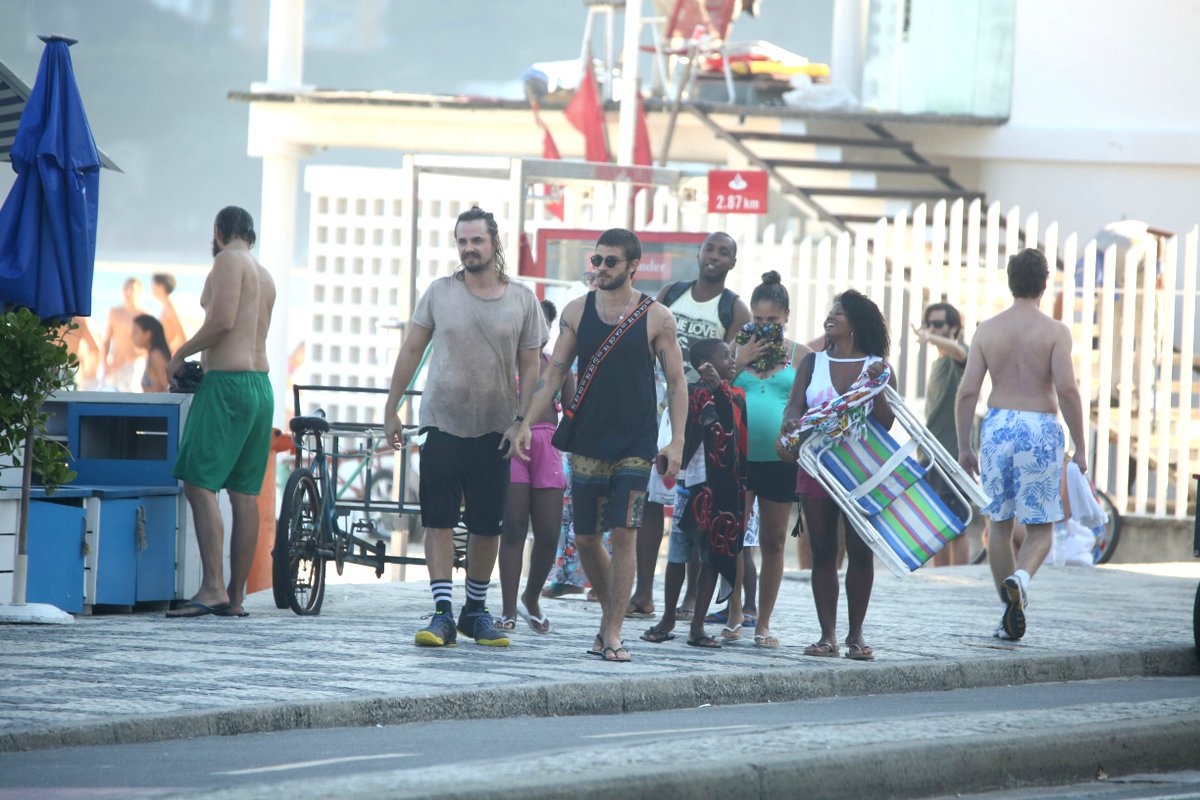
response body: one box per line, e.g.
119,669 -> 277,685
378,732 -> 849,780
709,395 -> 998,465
797,385 -> 991,576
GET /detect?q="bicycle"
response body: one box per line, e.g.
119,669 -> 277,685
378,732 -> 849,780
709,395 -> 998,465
271,385 -> 465,616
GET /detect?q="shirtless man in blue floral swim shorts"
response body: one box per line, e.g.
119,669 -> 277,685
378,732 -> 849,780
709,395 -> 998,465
955,248 -> 1088,641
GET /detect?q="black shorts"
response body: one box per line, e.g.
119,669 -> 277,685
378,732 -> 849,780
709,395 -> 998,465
745,460 -> 798,504
418,428 -> 508,536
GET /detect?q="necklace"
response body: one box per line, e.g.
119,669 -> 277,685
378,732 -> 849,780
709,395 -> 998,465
601,290 -> 636,322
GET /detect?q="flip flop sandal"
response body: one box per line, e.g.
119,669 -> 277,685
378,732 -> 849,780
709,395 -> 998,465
674,607 -> 694,621
624,607 -> 656,620
603,646 -> 632,662
165,601 -> 230,619
803,641 -> 840,657
686,635 -> 722,649
517,606 -> 550,634
844,643 -> 876,661
639,626 -> 676,643
754,632 -> 780,648
720,624 -> 742,641
496,616 -> 517,632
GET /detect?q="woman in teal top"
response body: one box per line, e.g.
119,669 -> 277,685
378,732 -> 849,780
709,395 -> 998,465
732,271 -> 810,648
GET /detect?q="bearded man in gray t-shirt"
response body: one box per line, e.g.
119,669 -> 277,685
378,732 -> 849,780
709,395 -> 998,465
384,206 -> 546,648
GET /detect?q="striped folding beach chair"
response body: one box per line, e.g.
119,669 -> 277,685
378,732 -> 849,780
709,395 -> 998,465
798,386 -> 991,577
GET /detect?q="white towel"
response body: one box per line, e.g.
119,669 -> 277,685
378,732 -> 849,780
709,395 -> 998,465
1066,462 -> 1107,529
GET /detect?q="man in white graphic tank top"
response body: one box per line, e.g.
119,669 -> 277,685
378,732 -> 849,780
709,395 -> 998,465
630,232 -> 751,618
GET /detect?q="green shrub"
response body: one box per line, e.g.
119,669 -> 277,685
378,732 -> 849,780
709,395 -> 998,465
0,308 -> 78,492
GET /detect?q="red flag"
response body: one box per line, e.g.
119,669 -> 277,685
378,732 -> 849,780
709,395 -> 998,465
531,100 -> 566,221
564,59 -> 611,163
543,128 -> 565,221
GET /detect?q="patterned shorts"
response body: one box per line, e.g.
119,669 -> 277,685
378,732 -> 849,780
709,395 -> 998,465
569,454 -> 651,535
980,408 -> 1065,525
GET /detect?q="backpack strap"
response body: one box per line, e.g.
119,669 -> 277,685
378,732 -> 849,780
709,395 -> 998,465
717,288 -> 738,332
660,280 -> 693,309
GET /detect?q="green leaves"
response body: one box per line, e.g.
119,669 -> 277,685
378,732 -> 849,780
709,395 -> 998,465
0,308 -> 78,493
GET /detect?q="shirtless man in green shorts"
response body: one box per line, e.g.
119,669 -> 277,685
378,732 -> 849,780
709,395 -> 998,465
166,206 -> 276,618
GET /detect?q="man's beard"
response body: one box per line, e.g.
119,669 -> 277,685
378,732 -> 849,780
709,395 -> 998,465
596,270 -> 630,291
461,257 -> 492,274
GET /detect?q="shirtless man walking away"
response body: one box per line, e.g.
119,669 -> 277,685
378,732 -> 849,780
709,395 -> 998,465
100,277 -> 146,391
165,206 -> 276,618
956,248 -> 1087,641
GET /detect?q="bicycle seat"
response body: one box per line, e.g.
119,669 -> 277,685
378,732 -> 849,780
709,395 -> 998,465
290,413 -> 331,435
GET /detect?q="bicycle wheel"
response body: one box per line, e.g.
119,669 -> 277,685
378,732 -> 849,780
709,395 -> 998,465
273,467 -> 327,615
1091,490 -> 1123,565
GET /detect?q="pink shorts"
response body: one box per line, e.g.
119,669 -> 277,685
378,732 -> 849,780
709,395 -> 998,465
511,422 -> 567,489
795,468 -> 829,500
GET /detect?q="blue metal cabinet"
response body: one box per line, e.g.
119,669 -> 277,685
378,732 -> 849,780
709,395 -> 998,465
68,402 -> 179,487
26,499 -> 87,614
87,487 -> 181,607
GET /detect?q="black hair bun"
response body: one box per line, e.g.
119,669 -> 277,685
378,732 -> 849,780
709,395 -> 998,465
761,270 -> 781,284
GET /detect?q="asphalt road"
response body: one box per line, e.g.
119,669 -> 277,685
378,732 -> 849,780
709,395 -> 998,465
2,676 -> 1199,799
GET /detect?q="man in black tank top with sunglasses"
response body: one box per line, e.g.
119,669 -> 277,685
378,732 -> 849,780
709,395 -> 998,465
515,228 -> 688,663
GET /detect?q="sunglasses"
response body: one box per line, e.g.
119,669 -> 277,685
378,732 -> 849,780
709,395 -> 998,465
925,319 -> 948,329
589,254 -> 626,269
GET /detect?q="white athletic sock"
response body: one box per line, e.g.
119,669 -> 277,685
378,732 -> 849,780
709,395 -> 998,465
1012,569 -> 1030,593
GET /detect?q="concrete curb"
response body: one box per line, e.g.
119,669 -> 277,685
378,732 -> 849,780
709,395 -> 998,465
4,645 -> 1195,754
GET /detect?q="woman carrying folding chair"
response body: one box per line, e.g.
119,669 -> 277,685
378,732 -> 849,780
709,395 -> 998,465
779,290 -> 896,661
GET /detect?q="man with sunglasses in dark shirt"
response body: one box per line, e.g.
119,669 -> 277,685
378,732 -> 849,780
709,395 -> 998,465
913,301 -> 970,566
514,228 -> 687,662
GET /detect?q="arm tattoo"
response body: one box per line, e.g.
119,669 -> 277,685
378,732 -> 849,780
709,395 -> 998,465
660,316 -> 675,331
550,358 -> 567,372
559,317 -> 574,334
534,377 -> 546,394
657,348 -> 668,371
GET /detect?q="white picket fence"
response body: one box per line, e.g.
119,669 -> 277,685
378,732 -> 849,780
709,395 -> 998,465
298,164 -> 1196,519
722,199 -> 1198,519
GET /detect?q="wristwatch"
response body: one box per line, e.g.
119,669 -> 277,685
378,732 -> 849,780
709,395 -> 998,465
514,415 -> 525,423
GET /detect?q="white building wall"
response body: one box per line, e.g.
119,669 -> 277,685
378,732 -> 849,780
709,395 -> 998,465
889,0 -> 1200,237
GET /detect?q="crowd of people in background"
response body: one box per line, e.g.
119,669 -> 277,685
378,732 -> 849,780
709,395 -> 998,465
60,271 -> 191,393
377,206 -> 1085,661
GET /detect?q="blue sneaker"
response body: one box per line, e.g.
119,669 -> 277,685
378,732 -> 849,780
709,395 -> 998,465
415,611 -> 457,647
456,608 -> 511,647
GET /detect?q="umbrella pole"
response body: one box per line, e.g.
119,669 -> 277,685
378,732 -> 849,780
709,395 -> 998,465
12,428 -> 34,605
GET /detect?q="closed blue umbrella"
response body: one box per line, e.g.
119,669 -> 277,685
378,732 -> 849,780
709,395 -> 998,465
0,35 -> 100,320
0,35 -> 99,622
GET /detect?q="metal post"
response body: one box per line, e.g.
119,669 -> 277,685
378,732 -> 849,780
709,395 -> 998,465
11,429 -> 33,605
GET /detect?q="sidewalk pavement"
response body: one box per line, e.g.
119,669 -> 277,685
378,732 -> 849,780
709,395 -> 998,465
1,563 -> 1197,755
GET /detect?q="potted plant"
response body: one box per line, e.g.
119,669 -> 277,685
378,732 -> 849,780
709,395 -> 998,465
0,307 -> 78,616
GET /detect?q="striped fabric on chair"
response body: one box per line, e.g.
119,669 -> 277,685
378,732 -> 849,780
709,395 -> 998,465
818,418 -> 964,571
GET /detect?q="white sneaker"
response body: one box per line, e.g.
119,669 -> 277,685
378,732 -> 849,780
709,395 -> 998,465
999,577 -> 1026,639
